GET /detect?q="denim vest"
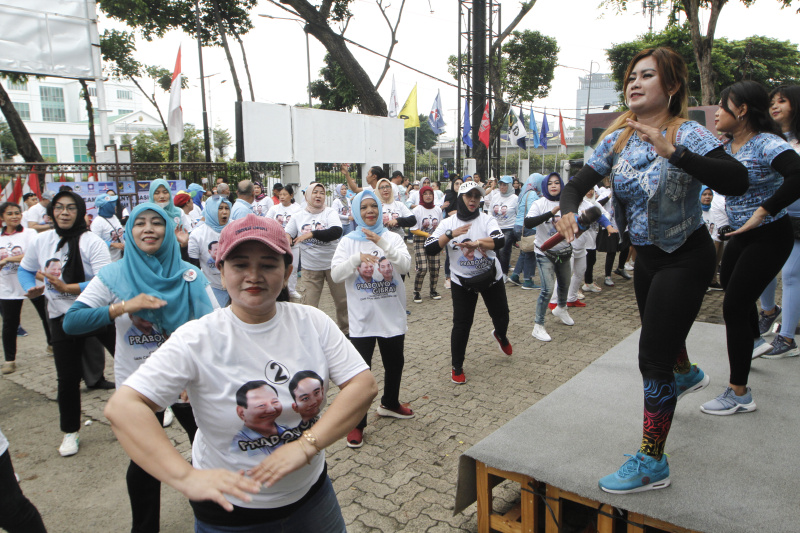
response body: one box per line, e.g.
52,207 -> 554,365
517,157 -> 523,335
611,151 -> 702,253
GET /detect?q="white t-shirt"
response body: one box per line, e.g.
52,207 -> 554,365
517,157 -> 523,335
411,205 -> 443,235
284,208 -> 342,271
180,212 -> 196,233
0,427 -> 7,457
266,203 -> 303,232
91,215 -> 125,262
77,277 -> 218,388
252,197 -> 273,217
188,224 -> 223,290
428,213 -> 504,286
124,304 -> 369,509
527,197 -> 570,256
381,200 -> 413,238
489,193 -> 518,230
709,193 -> 728,242
24,203 -> 50,229
0,228 -> 41,299
190,204 -> 204,224
20,229 -> 111,318
331,198 -> 352,226
433,190 -> 445,207
331,232 -> 410,338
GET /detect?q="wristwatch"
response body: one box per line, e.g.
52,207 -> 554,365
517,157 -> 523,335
669,144 -> 688,166
445,229 -> 454,240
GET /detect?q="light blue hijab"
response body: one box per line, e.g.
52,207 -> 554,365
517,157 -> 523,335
148,179 -> 183,223
188,183 -> 205,208
347,190 -> 387,242
97,203 -> 215,336
94,193 -> 117,218
202,194 -> 232,233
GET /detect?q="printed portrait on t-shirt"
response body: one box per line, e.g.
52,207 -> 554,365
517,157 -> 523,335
276,214 -> 285,226
207,241 -> 220,270
289,370 -> 324,429
454,238 -> 493,272
255,204 -> 264,216
354,251 -> 397,297
2,245 -> 22,273
231,381 -> 291,456
44,257 -> 71,297
125,314 -> 165,361
301,223 -> 312,234
0,246 -> 10,272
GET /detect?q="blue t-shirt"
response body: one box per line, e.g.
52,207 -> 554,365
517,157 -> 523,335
724,133 -> 794,229
587,121 -> 721,246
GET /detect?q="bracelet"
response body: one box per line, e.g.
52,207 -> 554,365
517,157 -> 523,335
120,300 -> 125,313
297,436 -> 314,465
303,431 -> 322,455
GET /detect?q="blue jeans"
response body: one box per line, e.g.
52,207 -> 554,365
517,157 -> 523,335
496,228 -> 516,275
195,475 -> 346,533
535,254 -> 571,325
341,222 -> 353,236
512,225 -> 537,281
211,287 -> 230,307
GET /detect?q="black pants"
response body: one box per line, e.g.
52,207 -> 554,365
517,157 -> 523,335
605,232 -> 630,276
1,296 -> 50,362
721,216 -> 793,385
49,317 -> 116,433
495,228 -> 516,275
450,279 -> 509,371
349,335 -> 405,430
0,449 -> 47,533
127,404 -> 197,533
585,249 -> 597,284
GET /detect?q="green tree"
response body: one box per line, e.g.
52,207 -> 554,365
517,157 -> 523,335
309,53 -> 362,112
130,124 -> 206,163
213,126 -> 233,160
404,114 -> 439,153
602,0 -> 799,104
0,121 -> 18,161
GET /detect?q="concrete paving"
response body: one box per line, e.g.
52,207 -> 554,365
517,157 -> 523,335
0,247 -> 730,532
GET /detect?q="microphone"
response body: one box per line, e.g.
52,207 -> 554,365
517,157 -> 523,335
540,206 -> 602,251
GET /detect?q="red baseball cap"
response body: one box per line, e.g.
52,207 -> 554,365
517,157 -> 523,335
216,214 -> 292,268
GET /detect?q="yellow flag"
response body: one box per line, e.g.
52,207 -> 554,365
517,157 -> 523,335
398,84 -> 420,129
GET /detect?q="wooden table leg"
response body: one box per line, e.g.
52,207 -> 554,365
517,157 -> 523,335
545,485 -> 561,533
476,461 -> 491,533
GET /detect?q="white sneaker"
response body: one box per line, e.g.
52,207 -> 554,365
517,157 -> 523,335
577,290 -> 585,300
532,324 -> 551,342
162,406 -> 174,427
59,432 -> 80,457
581,283 -> 602,293
552,305 -> 575,326
289,290 -> 302,300
624,261 -> 634,271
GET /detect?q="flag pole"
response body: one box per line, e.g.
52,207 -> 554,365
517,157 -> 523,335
178,142 -> 183,181
414,127 -> 418,179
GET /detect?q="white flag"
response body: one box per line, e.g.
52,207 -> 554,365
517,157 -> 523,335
388,75 -> 399,118
167,46 -> 184,145
508,108 -> 527,149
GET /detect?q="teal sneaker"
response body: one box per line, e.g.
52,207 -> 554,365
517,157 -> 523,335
521,279 -> 539,290
509,274 -> 522,286
675,364 -> 710,400
599,452 -> 670,494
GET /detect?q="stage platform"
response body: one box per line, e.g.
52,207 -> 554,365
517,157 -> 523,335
456,322 -> 800,532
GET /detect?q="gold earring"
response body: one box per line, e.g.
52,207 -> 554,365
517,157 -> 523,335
668,94 -> 673,109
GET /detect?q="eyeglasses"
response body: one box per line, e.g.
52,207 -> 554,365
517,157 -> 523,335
378,186 -> 392,191
53,204 -> 78,213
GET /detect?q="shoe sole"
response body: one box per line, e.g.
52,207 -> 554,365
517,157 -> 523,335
752,342 -> 773,359
346,440 -> 364,448
508,279 -> 522,286
677,373 -> 710,401
521,286 -> 538,290
376,406 -> 415,419
700,402 -> 757,415
600,477 -> 671,494
431,296 -> 442,300
451,377 -> 467,384
761,347 -> 800,359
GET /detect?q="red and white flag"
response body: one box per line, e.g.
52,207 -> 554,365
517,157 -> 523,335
167,46 -> 184,145
0,176 -> 26,204
558,110 -> 567,153
478,102 -> 491,148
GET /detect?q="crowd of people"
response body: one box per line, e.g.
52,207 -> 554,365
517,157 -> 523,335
2,45 -> 800,532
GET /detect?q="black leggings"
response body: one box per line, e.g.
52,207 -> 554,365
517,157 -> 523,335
605,233 -> 630,276
450,279 -> 509,371
633,228 -> 716,456
585,249 -> 597,284
49,317 -> 116,433
349,335 -> 405,430
1,296 -> 50,361
721,216 -> 793,386
0,449 -> 46,533
127,404 -> 197,533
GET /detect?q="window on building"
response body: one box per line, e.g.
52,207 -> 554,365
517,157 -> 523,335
87,86 -> 97,97
13,102 -> 30,120
73,139 -> 90,163
117,89 -> 133,100
118,109 -> 133,115
8,80 -> 27,91
40,138 -> 57,162
40,86 -> 66,122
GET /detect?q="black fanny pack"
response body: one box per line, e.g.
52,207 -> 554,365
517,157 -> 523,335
542,243 -> 573,264
456,263 -> 498,293
790,216 -> 800,240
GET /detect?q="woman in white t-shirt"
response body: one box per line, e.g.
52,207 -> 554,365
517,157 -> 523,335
173,191 -> 199,233
331,183 -> 353,236
64,202 -> 217,533
91,193 -> 125,262
375,178 -> 415,241
285,183 -> 348,335
252,181 -> 273,217
331,190 -> 413,448
489,176 -> 519,278
425,182 -> 512,384
0,202 -> 50,375
410,185 -> 443,302
266,187 -> 303,299
18,191 -> 115,457
104,215 -> 377,532
189,195 -> 232,307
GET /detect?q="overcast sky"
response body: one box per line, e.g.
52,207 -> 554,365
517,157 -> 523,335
100,0 -> 800,142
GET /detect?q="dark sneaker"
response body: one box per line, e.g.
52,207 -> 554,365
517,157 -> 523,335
613,268 -> 632,280
508,274 -> 522,286
88,378 -> 115,390
758,305 -> 781,335
761,335 -> 800,359
521,280 -> 539,290
599,452 -> 670,494
16,326 -> 28,337
491,329 -> 512,355
708,281 -> 723,291
346,428 -> 364,448
451,368 -> 466,384
413,292 -> 422,303
377,404 -> 415,419
430,291 -> 442,300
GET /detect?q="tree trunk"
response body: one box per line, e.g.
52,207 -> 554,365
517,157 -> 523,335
126,77 -> 175,161
232,28 -> 256,101
210,0 -> 244,103
79,80 -> 97,161
0,79 -> 43,162
681,0 -> 724,105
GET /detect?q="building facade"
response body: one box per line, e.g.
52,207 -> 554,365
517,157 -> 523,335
575,73 -> 621,126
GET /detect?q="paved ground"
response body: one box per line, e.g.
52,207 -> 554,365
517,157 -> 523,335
0,247 -> 731,532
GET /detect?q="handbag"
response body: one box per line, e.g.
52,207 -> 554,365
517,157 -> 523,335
456,263 -> 498,293
519,234 -> 537,253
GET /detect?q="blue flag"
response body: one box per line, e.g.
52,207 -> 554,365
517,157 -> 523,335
428,90 -> 446,135
540,109 -> 549,149
443,162 -> 449,179
462,99 -> 473,148
529,106 -> 540,149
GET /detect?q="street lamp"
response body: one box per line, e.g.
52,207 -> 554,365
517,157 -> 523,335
258,13 -> 313,107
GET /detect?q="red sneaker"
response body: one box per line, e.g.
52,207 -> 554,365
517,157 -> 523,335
451,369 -> 467,384
346,428 -> 363,448
377,404 -> 415,419
548,303 -> 557,310
567,300 -> 587,307
491,330 -> 513,355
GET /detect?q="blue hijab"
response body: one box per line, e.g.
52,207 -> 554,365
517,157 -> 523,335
149,179 -> 183,224
188,183 -> 205,208
202,194 -> 232,233
97,203 -> 215,336
541,172 -> 564,202
347,190 -> 387,242
94,193 -> 117,218
700,186 -> 712,211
